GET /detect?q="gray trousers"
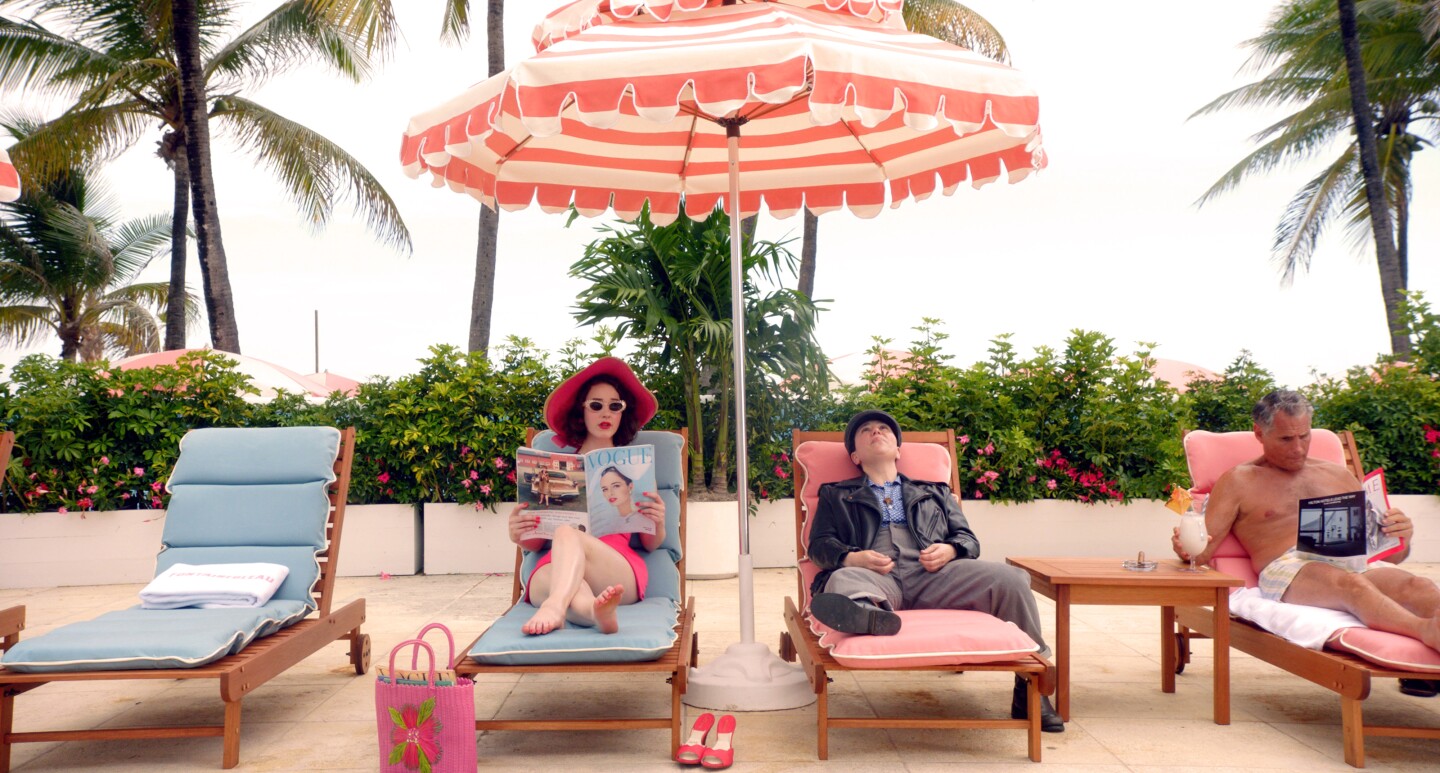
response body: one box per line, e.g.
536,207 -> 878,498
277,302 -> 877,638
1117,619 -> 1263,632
823,523 -> 1049,655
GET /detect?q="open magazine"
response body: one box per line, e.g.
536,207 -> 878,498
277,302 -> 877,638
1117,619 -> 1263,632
515,444 -> 657,540
1295,469 -> 1404,571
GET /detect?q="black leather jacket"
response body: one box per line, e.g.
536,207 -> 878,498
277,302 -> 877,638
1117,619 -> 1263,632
807,474 -> 981,596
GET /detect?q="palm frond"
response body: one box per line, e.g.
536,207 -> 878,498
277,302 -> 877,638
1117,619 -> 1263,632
901,0 -> 1008,64
208,0 -> 370,90
302,0 -> 398,56
214,95 -> 411,252
439,0 -> 471,45
104,213 -> 170,281
0,303 -> 57,347
0,16 -> 121,95
1272,146 -> 1356,283
1196,114 -> 1349,205
6,102 -> 153,186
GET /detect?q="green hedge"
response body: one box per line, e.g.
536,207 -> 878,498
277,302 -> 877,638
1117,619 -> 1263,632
2,326 -> 1436,514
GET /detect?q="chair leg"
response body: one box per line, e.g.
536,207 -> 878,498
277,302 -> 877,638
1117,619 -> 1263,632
1341,696 -> 1365,768
816,677 -> 829,760
1,688 -> 14,773
670,672 -> 682,754
222,699 -> 242,769
1027,675 -> 1041,762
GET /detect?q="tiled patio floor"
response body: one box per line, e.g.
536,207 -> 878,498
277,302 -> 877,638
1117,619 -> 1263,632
4,564 -> 1440,771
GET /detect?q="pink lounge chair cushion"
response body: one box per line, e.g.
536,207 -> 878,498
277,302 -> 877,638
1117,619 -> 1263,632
1183,428 -> 1346,514
794,439 -> 953,546
810,608 -> 1039,668
1327,628 -> 1440,674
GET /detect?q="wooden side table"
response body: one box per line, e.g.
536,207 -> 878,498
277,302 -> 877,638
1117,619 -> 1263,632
1006,556 -> 1243,724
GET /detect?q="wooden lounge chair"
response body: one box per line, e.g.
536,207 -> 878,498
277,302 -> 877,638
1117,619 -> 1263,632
454,428 -> 697,754
0,427 -> 370,771
1174,428 -> 1440,767
0,608 -> 19,658
780,429 -> 1055,761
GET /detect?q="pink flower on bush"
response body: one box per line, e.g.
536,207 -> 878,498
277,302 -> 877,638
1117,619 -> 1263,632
100,456 -> 110,465
980,443 -> 994,456
469,470 -> 479,480
1027,475 -> 1037,483
1426,425 -> 1440,444
461,445 -> 471,456
77,497 -> 93,509
973,490 -> 983,498
150,481 -> 162,492
1046,479 -> 1058,490
461,479 -> 471,488
506,471 -> 516,483
133,467 -> 145,477
58,507 -> 68,514
958,435 -> 969,445
86,485 -> 98,494
377,472 -> 391,484
151,497 -> 163,508
774,465 -> 790,479
493,457 -> 507,469
34,484 -> 49,495
480,484 -> 491,495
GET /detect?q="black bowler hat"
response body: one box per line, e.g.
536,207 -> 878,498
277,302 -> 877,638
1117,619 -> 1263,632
844,410 -> 902,454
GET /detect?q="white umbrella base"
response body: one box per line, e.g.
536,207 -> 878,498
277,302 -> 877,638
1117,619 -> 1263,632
682,641 -> 816,711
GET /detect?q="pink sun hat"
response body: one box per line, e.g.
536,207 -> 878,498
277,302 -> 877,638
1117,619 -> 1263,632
544,357 -> 658,448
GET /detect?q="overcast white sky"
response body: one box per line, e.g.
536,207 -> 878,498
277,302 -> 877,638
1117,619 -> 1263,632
1,0 -> 1435,388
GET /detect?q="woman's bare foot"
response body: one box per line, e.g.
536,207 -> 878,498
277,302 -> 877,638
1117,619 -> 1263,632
523,604 -> 566,635
593,584 -> 624,634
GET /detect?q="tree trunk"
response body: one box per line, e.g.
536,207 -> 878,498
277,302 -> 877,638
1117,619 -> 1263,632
798,209 -> 817,298
682,348 -> 707,492
174,0 -> 240,353
1336,0 -> 1408,355
709,365 -> 732,496
1396,173 -> 1408,289
468,0 -> 505,356
468,205 -> 498,354
165,142 -> 189,350
740,215 -> 757,250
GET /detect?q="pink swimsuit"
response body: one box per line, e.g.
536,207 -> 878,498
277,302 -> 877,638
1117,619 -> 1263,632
525,533 -> 649,604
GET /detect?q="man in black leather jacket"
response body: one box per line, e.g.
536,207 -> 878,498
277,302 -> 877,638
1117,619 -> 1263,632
807,409 -> 1063,732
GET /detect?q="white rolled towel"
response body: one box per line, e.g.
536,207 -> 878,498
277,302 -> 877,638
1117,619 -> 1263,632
139,562 -> 290,610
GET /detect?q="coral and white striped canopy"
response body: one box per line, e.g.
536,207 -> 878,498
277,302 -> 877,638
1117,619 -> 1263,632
0,148 -> 19,203
401,2 -> 1043,224
533,0 -> 904,51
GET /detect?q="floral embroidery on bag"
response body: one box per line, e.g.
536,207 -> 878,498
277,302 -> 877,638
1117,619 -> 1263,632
388,697 -> 443,772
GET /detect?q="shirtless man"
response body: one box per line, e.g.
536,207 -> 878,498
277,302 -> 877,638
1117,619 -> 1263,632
1175,390 -> 1439,652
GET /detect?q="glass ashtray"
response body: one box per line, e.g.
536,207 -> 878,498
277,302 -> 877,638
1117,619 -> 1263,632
1121,558 -> 1157,572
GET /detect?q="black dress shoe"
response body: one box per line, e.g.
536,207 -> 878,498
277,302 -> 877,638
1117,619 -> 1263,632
1399,679 -> 1440,697
1011,676 -> 1064,732
810,593 -> 901,636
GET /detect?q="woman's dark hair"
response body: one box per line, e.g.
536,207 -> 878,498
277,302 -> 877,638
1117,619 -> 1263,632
599,466 -> 633,486
562,374 -> 640,447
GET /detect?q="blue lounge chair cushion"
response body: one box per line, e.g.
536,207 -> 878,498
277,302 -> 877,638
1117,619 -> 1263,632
0,601 -> 310,673
467,597 -> 680,665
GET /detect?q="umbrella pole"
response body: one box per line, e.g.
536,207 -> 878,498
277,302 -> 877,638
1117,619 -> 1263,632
681,120 -> 814,711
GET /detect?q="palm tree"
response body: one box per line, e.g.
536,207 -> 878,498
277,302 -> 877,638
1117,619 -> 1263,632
0,0 -> 411,352
1194,0 -> 1438,354
0,146 -> 197,362
1337,0 -> 1405,354
309,0 -> 501,356
571,205 -> 826,495
796,0 -> 1010,298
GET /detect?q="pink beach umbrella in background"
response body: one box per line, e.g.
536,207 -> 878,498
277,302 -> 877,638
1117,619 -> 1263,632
0,147 -> 20,202
114,349 -> 351,403
401,0 -> 1044,709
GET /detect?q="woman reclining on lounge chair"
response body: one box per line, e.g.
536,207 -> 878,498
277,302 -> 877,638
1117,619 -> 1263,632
507,357 -> 666,635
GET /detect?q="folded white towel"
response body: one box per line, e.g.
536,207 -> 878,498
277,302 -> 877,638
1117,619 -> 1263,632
140,562 -> 290,610
1229,586 -> 1364,650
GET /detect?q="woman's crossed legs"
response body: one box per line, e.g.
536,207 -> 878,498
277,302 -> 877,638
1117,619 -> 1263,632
523,525 -> 638,635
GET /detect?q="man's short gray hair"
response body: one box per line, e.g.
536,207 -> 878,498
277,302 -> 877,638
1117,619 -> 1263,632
1252,390 -> 1314,429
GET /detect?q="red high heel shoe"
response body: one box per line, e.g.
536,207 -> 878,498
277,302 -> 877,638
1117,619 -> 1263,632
700,714 -> 736,769
675,712 -> 714,765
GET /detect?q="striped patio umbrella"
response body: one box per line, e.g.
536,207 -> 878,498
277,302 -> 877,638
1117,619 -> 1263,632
532,0 -> 905,51
402,2 -> 1042,224
400,0 -> 1044,710
0,147 -> 20,202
